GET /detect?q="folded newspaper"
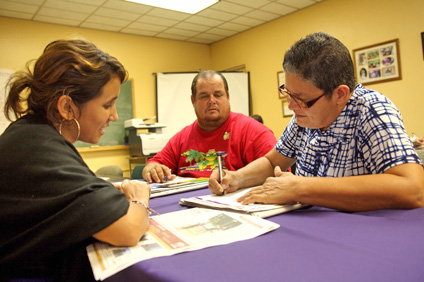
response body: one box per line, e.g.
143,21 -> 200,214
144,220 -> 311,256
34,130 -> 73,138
87,207 -> 279,281
179,188 -> 307,218
109,176 -> 209,198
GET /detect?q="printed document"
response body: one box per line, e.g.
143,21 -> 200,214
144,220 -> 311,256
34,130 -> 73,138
87,207 -> 279,281
180,188 -> 306,218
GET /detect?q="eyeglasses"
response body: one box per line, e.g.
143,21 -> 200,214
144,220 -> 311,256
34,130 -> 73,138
278,84 -> 326,108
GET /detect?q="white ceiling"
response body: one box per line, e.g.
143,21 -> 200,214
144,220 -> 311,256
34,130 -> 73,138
0,0 -> 323,44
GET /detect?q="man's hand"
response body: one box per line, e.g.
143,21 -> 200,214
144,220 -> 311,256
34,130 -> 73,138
142,162 -> 176,183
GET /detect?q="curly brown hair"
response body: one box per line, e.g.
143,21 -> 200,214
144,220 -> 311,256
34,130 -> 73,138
4,39 -> 128,125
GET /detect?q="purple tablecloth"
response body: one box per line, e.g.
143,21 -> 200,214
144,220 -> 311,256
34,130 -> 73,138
105,188 -> 424,282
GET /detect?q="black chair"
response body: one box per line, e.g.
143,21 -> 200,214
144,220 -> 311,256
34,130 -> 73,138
131,164 -> 145,179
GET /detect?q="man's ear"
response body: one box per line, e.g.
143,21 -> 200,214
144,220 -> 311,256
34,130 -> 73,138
191,95 -> 195,105
334,85 -> 350,105
57,95 -> 74,120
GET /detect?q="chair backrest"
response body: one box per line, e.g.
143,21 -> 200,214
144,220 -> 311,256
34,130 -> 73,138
95,165 -> 123,177
131,164 -> 145,179
416,149 -> 424,162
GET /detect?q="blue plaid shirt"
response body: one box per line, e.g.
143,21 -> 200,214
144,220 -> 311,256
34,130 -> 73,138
276,85 -> 421,177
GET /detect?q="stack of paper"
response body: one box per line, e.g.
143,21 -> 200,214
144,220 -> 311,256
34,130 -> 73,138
110,176 -> 209,198
180,188 -> 307,218
87,208 -> 279,281
150,177 -> 209,197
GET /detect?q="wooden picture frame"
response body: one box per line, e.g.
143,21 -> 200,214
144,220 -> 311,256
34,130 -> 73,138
352,39 -> 401,86
282,100 -> 294,117
277,71 -> 285,100
421,32 -> 424,60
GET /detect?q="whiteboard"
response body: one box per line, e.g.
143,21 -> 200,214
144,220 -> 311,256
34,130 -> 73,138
156,72 -> 250,138
0,69 -> 14,134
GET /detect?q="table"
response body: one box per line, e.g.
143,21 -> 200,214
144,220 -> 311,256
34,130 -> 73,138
105,188 -> 424,282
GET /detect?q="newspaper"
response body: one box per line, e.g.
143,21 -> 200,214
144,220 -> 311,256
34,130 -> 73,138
108,176 -> 209,198
87,207 -> 279,281
149,177 -> 209,197
180,188 -> 307,218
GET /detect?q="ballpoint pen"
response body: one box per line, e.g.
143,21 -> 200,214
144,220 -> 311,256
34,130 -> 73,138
163,169 -> 172,182
216,152 -> 224,195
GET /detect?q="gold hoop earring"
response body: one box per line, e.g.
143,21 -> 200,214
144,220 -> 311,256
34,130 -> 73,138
59,118 -> 81,143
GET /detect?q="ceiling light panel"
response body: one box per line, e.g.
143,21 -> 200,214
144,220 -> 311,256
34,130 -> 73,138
125,0 -> 219,14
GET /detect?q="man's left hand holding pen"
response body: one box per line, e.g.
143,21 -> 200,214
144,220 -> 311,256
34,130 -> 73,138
142,162 -> 177,183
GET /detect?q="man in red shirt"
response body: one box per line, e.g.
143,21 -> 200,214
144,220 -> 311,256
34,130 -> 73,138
143,70 -> 277,183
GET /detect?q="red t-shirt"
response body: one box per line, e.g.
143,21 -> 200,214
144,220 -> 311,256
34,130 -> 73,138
148,112 -> 277,178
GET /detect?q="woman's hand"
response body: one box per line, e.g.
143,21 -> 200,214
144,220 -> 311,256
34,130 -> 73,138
237,166 -> 299,205
209,169 -> 241,195
119,179 -> 151,204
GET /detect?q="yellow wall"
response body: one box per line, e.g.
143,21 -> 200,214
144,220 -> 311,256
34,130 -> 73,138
211,0 -> 424,138
1,0 -> 424,175
0,17 -> 211,175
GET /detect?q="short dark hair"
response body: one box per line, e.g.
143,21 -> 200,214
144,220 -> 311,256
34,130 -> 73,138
191,70 -> 229,97
250,114 -> 263,123
283,32 -> 356,97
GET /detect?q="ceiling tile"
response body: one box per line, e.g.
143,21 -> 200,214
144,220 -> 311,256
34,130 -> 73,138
1,0 -> 44,5
80,21 -> 122,32
245,9 -> 280,21
162,27 -> 199,37
43,0 -> 97,13
38,7 -> 87,21
225,0 -> 271,9
155,33 -> 190,41
211,1 -> 253,15
0,0 -> 39,14
206,27 -> 238,37
128,21 -> 167,32
147,7 -> 190,21
197,8 -> 238,21
218,22 -> 250,32
260,2 -> 297,15
174,22 -> 211,32
0,9 -> 33,19
194,32 -> 225,41
121,27 -> 158,37
66,0 -> 104,6
94,7 -> 140,21
230,15 -> 265,27
102,0 -> 152,14
136,15 -> 178,27
184,15 -> 224,27
33,15 -> 80,26
275,0 -> 317,9
0,0 -> 325,44
85,15 -> 130,27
